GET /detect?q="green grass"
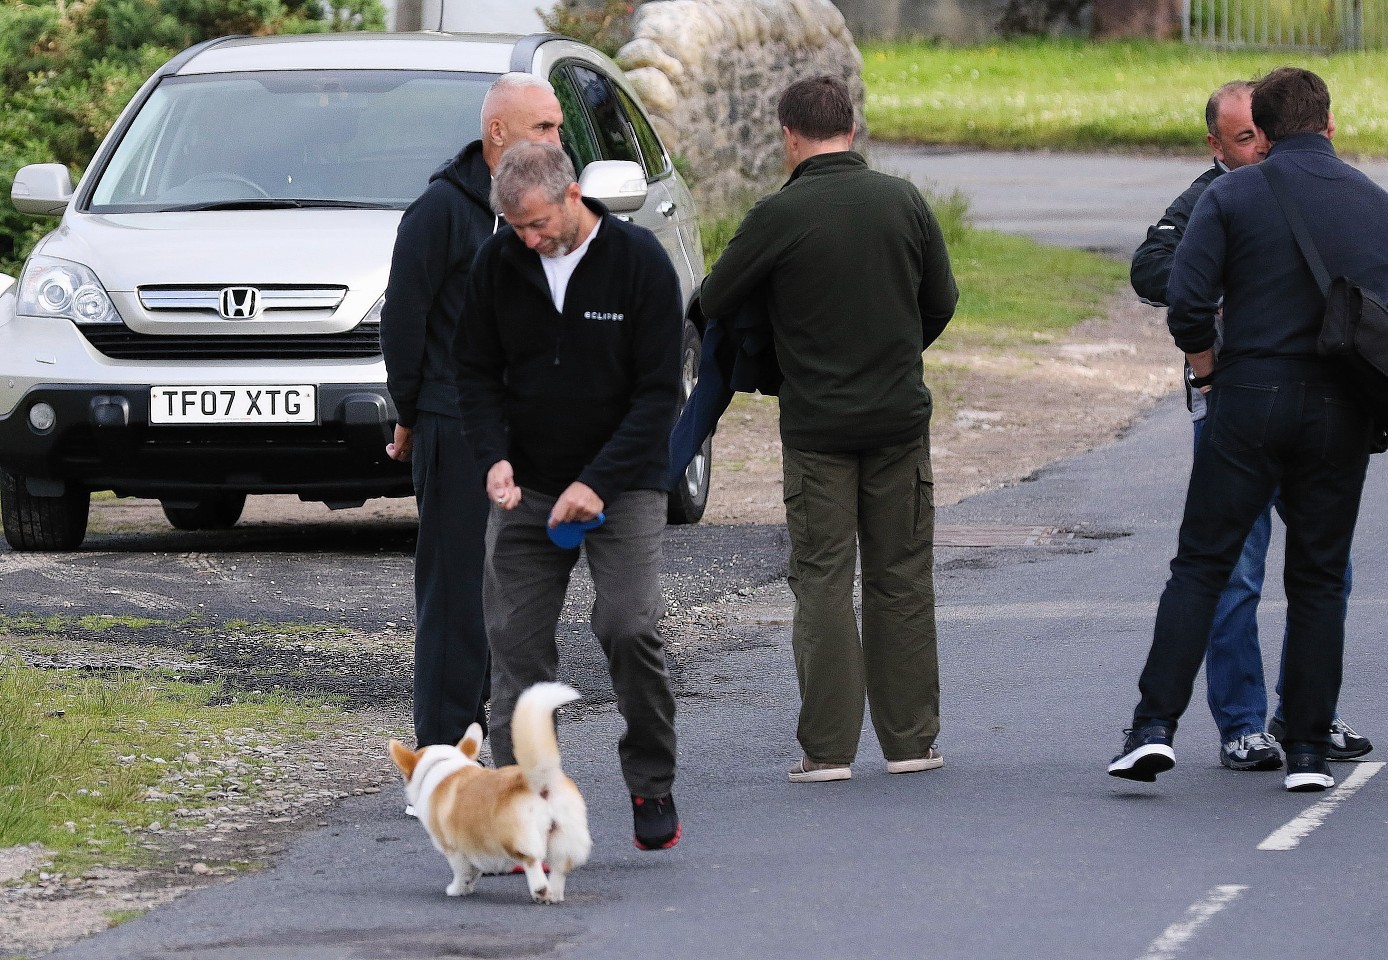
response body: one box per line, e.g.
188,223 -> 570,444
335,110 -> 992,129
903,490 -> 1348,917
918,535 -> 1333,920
0,658 -> 334,874
863,38 -> 1388,156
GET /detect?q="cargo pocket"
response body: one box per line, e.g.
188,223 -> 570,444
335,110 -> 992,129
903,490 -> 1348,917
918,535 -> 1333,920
782,472 -> 809,547
913,461 -> 935,540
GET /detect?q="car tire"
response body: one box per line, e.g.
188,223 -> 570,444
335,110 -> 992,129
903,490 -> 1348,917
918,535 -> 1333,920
161,494 -> 247,531
0,469 -> 91,551
667,319 -> 711,525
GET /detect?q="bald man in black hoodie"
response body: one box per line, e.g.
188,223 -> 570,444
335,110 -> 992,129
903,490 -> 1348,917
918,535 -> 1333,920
381,74 -> 563,756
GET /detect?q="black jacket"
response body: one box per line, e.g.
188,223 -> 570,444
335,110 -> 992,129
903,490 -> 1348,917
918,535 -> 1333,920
454,200 -> 681,503
1130,163 -> 1222,307
1169,134 -> 1388,366
381,140 -> 496,428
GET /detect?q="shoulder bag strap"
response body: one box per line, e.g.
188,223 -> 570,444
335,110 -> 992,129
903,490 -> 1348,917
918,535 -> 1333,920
1258,163 -> 1331,298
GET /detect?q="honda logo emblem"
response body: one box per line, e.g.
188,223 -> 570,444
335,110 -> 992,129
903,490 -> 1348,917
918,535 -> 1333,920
219,286 -> 260,319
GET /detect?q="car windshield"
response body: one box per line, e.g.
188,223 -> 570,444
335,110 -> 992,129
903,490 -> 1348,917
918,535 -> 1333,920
88,70 -> 493,212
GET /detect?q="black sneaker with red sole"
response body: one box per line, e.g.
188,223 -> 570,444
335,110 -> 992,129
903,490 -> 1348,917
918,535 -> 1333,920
631,793 -> 681,850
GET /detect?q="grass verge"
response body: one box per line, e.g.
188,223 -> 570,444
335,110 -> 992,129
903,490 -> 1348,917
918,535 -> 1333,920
0,656 -> 337,874
863,38 -> 1388,156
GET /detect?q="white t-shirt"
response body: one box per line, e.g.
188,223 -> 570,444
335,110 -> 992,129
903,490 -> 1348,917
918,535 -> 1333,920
541,219 -> 600,312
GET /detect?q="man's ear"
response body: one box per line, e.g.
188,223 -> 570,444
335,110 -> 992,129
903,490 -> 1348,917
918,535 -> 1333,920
1327,111 -> 1336,140
487,116 -> 506,147
566,181 -> 583,205
1206,131 -> 1222,162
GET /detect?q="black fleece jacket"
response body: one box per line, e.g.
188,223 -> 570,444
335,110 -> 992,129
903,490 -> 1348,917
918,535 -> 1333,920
453,200 -> 681,504
381,140 -> 496,428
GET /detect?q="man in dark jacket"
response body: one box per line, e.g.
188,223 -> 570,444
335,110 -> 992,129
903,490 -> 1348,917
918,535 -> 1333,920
700,76 -> 958,784
381,74 -> 563,754
1129,80 -> 1371,775
455,142 -> 683,851
1109,68 -> 1387,793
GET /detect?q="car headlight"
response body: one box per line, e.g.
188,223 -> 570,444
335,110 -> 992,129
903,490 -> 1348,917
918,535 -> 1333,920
361,293 -> 384,325
17,255 -> 121,325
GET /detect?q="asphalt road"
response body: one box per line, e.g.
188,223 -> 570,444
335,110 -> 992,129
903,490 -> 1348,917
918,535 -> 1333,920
31,395 -> 1388,960
873,143 -> 1388,255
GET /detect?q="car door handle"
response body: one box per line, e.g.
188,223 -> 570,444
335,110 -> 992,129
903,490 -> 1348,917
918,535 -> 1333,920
657,200 -> 676,218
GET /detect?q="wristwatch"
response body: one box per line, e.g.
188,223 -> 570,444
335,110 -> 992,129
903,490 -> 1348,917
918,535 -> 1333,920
1186,367 -> 1215,389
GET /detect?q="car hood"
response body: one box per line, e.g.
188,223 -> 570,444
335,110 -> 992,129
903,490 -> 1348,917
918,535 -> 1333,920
37,209 -> 405,293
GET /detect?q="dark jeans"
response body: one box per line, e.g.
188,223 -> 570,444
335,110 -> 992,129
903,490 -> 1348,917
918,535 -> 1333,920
411,411 -> 490,747
1134,360 -> 1371,755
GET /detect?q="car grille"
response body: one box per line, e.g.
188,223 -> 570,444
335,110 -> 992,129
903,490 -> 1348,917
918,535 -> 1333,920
138,285 -> 348,315
79,325 -> 381,360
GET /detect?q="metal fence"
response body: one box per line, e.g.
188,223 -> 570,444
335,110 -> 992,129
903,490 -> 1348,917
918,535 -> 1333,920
1184,0 -> 1388,50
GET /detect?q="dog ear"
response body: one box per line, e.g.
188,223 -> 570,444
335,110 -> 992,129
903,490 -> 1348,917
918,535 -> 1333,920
388,739 -> 420,780
459,724 -> 484,761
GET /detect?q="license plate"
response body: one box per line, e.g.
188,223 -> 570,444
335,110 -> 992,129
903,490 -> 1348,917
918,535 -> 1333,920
150,385 -> 317,424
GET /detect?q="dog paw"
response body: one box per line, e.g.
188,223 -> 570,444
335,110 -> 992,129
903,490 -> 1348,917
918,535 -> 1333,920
446,881 -> 477,897
531,885 -> 557,904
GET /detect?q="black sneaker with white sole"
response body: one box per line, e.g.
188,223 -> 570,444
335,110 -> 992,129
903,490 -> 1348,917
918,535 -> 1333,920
1269,714 -> 1373,761
1219,731 -> 1283,771
1284,752 -> 1335,792
1107,725 -> 1176,782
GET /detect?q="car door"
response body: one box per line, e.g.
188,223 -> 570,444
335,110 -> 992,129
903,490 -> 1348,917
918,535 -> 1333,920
549,63 -> 700,304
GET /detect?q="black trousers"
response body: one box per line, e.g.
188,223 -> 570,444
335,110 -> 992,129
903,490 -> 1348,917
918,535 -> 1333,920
1133,359 -> 1372,755
411,410 -> 490,747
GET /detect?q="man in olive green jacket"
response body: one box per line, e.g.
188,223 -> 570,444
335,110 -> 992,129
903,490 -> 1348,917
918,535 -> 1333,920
701,75 -> 958,783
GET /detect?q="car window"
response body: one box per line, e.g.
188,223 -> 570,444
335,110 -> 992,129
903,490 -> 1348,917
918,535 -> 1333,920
88,70 -> 491,211
568,65 -> 642,167
614,86 -> 668,179
550,67 -> 602,174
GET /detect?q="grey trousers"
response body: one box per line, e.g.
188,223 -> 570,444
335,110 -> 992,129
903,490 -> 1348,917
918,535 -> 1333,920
411,411 -> 490,747
782,432 -> 940,764
484,487 -> 676,798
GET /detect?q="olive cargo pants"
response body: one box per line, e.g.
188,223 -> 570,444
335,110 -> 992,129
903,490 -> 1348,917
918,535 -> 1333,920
782,433 -> 940,765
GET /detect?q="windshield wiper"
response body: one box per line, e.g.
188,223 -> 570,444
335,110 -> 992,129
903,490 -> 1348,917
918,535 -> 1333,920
160,198 -> 396,212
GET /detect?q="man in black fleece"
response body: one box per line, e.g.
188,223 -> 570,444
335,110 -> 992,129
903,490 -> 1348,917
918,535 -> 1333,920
700,76 -> 958,784
455,142 -> 683,851
380,74 -> 563,755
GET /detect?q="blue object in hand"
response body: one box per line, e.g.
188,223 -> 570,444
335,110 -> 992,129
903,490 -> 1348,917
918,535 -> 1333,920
547,513 -> 606,549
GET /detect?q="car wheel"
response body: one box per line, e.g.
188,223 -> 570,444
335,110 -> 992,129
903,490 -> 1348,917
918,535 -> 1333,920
0,469 -> 90,551
667,319 -> 711,525
161,494 -> 247,531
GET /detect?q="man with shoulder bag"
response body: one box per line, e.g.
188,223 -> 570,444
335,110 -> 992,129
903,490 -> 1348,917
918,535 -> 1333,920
1108,67 -> 1388,793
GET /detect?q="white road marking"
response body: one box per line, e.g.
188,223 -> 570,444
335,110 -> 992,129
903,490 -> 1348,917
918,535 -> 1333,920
1136,884 -> 1247,960
1257,761 -> 1385,851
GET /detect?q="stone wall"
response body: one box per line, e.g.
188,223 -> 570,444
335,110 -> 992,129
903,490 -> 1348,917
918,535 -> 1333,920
616,0 -> 866,212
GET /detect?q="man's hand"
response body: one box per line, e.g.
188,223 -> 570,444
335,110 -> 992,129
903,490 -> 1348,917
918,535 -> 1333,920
1186,348 -> 1216,394
487,460 -> 522,510
549,481 -> 603,527
386,424 -> 413,462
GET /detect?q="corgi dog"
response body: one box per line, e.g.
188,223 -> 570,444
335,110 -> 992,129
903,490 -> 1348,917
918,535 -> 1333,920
388,682 -> 591,904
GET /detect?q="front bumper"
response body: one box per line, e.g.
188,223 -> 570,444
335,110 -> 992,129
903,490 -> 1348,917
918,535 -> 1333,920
0,382 -> 411,501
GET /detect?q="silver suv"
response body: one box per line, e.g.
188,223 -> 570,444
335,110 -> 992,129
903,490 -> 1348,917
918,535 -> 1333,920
0,32 -> 710,550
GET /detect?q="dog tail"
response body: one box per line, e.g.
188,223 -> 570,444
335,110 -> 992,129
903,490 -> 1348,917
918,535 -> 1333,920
511,681 -> 580,795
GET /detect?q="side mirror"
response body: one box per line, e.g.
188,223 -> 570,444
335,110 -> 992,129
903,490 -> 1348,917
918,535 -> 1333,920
12,163 -> 75,217
578,160 -> 648,214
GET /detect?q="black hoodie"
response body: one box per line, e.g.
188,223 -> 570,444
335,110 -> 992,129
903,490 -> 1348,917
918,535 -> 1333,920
381,140 -> 496,428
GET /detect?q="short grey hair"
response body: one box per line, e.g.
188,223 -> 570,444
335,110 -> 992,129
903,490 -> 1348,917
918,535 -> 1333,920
1205,80 -> 1253,137
481,72 -> 556,125
491,142 -> 577,213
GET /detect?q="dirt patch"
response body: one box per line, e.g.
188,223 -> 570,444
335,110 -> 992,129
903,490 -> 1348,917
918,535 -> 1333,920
0,296 -> 1177,959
